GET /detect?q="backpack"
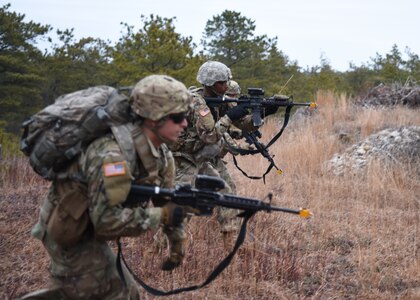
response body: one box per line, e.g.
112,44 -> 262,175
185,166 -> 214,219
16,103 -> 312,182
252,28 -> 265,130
20,86 -> 136,180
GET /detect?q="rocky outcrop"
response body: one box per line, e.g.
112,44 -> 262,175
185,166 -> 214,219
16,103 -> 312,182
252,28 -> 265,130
326,126 -> 420,176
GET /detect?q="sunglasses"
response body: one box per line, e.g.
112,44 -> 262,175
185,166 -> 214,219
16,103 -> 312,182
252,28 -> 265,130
167,112 -> 187,124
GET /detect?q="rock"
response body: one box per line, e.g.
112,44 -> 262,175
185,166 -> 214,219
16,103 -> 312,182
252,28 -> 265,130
325,126 -> 420,176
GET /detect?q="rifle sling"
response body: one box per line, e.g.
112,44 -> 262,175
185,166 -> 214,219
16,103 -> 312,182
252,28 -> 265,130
225,104 -> 292,181
227,103 -> 293,156
265,103 -> 293,149
116,211 -> 256,296
232,154 -> 274,184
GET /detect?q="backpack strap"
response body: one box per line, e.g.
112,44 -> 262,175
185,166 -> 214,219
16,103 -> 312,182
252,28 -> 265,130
111,124 -> 137,175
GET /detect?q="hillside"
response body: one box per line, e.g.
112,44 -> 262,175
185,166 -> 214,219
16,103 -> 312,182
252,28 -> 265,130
1,90 -> 419,299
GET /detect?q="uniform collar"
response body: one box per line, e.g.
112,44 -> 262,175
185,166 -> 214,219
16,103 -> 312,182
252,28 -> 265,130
146,135 -> 161,158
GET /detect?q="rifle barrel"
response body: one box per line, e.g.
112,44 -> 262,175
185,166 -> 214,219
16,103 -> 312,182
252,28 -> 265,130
270,206 -> 312,218
270,206 -> 302,214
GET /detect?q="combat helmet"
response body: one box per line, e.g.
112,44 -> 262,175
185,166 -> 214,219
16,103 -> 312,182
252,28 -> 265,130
226,80 -> 241,96
197,61 -> 232,86
131,75 -> 191,121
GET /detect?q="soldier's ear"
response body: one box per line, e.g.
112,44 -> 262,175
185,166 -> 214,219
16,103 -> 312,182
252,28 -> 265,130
143,119 -> 158,128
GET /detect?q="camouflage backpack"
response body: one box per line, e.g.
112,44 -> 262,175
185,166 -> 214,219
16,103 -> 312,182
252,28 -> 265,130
20,86 -> 136,180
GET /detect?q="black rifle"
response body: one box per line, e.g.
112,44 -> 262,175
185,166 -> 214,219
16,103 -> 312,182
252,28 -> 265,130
126,175 -> 310,217
119,175 -> 311,297
205,88 -> 316,181
233,130 -> 282,183
205,87 -> 316,127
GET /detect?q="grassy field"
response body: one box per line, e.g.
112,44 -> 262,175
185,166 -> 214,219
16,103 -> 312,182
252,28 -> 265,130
1,91 -> 419,299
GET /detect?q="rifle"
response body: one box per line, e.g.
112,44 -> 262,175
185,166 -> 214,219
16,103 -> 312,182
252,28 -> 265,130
205,87 -> 317,127
235,130 -> 283,182
119,175 -> 311,296
126,175 -> 311,218
205,88 -> 316,181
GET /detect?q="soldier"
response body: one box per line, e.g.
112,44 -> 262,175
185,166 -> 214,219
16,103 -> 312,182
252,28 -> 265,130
221,79 -> 255,151
18,75 -> 194,300
212,79 -> 255,194
172,61 -> 250,240
226,80 -> 241,98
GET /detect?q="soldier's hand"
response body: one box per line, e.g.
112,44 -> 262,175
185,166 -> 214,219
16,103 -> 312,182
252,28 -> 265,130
240,142 -> 255,151
161,202 -> 198,227
226,105 -> 248,121
266,94 -> 289,116
264,105 -> 279,117
229,125 -> 242,139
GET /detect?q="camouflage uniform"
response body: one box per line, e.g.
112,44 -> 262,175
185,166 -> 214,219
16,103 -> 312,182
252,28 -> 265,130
18,75 -> 191,300
172,87 -> 241,233
226,80 -> 241,97
172,62 -> 248,233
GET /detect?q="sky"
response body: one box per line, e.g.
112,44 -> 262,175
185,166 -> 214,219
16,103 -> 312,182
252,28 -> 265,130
6,0 -> 420,71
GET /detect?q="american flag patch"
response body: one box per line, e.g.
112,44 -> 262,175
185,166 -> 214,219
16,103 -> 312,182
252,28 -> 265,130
199,107 -> 210,116
103,162 -> 126,177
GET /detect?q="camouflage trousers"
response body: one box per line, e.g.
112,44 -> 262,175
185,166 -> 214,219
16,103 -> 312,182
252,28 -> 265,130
18,265 -> 139,300
17,234 -> 140,300
174,155 -> 241,233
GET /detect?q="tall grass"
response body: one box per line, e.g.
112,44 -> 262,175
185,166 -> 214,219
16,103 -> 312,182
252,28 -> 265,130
0,156 -> 47,190
1,91 -> 419,299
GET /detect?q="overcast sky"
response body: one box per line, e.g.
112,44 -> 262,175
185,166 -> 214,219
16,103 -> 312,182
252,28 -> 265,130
7,0 -> 420,71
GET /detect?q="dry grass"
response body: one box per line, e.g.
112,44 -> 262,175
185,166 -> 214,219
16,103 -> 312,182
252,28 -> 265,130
1,91 -> 419,299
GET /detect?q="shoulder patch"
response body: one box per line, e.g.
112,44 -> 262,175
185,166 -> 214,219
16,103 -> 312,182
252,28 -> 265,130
199,107 -> 210,116
103,162 -> 126,177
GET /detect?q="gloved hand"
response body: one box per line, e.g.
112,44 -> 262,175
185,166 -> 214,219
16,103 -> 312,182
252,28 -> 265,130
228,125 -> 242,139
226,105 -> 248,121
264,105 -> 279,117
161,202 -> 197,227
238,142 -> 255,151
265,94 -> 289,116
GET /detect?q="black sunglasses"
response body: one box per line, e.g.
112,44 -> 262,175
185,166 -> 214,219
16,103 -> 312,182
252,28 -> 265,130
167,112 -> 187,124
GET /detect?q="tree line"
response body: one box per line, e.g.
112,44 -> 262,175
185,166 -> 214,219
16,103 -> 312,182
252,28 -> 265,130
1,3 -> 419,145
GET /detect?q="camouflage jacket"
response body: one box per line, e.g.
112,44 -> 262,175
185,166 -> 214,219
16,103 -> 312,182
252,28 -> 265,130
171,89 -> 226,163
31,126 -> 178,277
171,88 -> 257,163
171,88 -> 236,164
